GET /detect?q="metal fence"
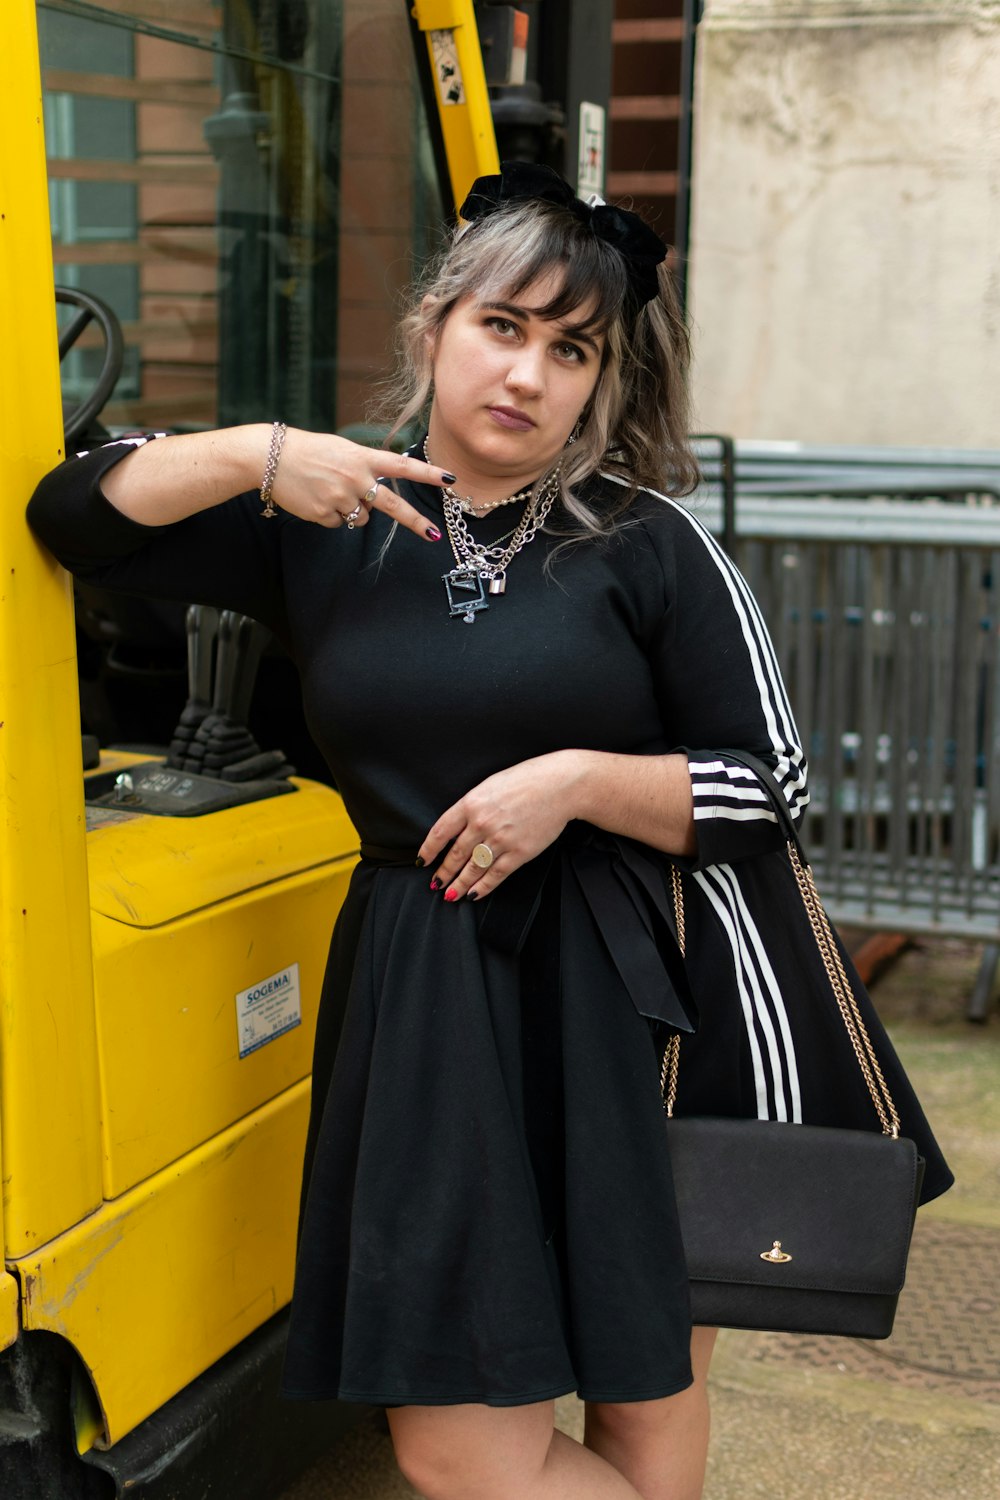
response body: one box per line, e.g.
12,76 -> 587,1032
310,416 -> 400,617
690,442 -> 1000,1020
693,438 -> 1000,502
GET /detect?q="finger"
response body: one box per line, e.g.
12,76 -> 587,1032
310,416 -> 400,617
430,842 -> 472,895
461,865 -> 506,902
378,449 -> 458,490
434,839 -> 503,900
428,831 -> 478,892
335,496 -> 373,530
367,479 -> 443,544
418,808 -> 467,877
444,857 -> 508,903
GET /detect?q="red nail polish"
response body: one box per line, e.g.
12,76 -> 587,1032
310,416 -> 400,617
443,889 -> 459,903
426,525 -> 442,542
429,877 -> 442,891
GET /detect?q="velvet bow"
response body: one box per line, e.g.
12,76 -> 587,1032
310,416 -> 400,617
458,161 -> 667,306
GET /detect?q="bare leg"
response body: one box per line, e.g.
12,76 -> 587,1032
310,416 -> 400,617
387,1399 -> 647,1500
584,1327 -> 719,1500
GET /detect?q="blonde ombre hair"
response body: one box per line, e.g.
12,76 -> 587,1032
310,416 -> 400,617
375,199 -> 699,539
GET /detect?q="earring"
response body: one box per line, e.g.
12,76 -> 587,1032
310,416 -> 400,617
567,416 -> 585,446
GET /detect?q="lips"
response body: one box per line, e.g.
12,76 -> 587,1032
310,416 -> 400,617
488,405 -> 536,431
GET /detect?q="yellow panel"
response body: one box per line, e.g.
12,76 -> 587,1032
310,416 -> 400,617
0,0 -> 104,1257
86,776 -> 359,928
16,1080 -> 311,1447
0,1055 -> 19,1349
93,855 -> 354,1196
0,1273 -> 19,1354
411,0 -> 499,209
85,748 -> 151,780
414,0 -> 469,25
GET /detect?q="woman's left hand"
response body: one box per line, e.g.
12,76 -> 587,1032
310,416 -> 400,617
418,751 -> 585,902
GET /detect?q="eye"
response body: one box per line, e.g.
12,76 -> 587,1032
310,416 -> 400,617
485,316 -> 519,338
553,341 -> 585,363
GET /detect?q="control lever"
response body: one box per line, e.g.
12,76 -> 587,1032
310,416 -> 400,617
183,611 -> 254,773
228,616 -> 270,729
190,603 -> 218,707
213,608 -> 241,720
182,610 -> 293,781
165,605 -> 219,769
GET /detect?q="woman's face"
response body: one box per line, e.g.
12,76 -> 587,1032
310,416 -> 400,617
426,268 -> 605,491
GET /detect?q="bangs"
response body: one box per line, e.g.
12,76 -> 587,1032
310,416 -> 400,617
456,204 -> 630,337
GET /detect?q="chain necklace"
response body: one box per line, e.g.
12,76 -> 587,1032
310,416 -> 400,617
441,462 -> 562,623
422,438 -> 533,516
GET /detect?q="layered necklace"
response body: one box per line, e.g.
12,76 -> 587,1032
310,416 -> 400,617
442,473 -> 561,623
424,440 -> 562,624
422,437 -> 532,516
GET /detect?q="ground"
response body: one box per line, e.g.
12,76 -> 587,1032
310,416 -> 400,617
279,937 -> 1000,1500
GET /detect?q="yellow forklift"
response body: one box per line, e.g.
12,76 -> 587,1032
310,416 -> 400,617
2,2 -> 621,1494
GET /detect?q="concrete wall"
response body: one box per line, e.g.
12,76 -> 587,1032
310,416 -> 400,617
687,0 -> 1000,445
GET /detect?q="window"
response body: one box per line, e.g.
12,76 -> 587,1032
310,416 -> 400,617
39,0 -> 443,434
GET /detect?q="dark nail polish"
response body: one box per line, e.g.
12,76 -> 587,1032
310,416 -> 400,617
467,890 -> 479,901
426,525 -> 442,542
414,855 -> 425,868
429,878 -> 442,891
441,472 -> 458,484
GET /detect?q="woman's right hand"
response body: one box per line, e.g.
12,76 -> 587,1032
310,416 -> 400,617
269,426 -> 452,541
99,423 -> 454,538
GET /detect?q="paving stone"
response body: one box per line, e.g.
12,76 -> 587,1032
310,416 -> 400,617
728,1218 -> 1000,1405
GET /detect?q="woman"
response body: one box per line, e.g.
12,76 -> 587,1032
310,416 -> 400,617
28,163 -> 951,1500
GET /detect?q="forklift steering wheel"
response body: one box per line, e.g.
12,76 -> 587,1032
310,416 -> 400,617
56,285 -> 125,445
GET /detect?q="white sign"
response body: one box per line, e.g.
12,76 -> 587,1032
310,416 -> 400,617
430,29 -> 465,107
578,101 -> 606,198
236,963 -> 301,1059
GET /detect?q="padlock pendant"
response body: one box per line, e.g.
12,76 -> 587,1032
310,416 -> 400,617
488,573 -> 507,596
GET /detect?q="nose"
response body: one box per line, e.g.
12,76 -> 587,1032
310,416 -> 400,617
504,342 -> 545,397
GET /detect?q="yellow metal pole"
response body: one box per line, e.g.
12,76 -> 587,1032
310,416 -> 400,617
0,1110 -> 16,1350
410,0 -> 500,213
0,0 -> 103,1260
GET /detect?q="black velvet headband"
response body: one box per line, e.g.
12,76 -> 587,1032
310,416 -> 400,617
458,161 -> 668,307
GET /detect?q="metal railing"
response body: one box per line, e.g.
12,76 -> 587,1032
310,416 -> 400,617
693,438 -> 1000,502
689,442 -> 1000,1020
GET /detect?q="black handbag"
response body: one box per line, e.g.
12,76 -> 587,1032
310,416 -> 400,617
662,752 -> 925,1340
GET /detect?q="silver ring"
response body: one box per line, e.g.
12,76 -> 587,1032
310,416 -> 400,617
343,501 -> 365,530
471,842 -> 495,870
362,483 -> 380,506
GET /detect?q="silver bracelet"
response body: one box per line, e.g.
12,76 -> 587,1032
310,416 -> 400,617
260,420 -> 287,517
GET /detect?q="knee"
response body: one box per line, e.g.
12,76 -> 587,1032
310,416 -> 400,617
587,1380 -> 710,1448
391,1424 -> 502,1500
387,1400 -> 555,1500
588,1396 -> 677,1446
390,1428 -> 456,1499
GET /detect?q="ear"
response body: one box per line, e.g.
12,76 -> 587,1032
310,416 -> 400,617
421,294 -> 439,360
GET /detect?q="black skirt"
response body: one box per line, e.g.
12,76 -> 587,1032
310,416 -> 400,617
280,833 -> 953,1406
281,838 -> 696,1406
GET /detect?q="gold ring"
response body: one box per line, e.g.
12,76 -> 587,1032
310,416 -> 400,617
472,842 -> 495,869
362,483 -> 379,506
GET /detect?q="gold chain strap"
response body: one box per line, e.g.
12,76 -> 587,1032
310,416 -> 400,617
661,865 -> 684,1116
787,843 -> 900,1138
661,848 -> 901,1137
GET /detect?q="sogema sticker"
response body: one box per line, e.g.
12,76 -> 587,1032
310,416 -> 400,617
236,963 -> 301,1058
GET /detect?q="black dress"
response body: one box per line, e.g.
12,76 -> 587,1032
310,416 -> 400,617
27,438 -> 953,1408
